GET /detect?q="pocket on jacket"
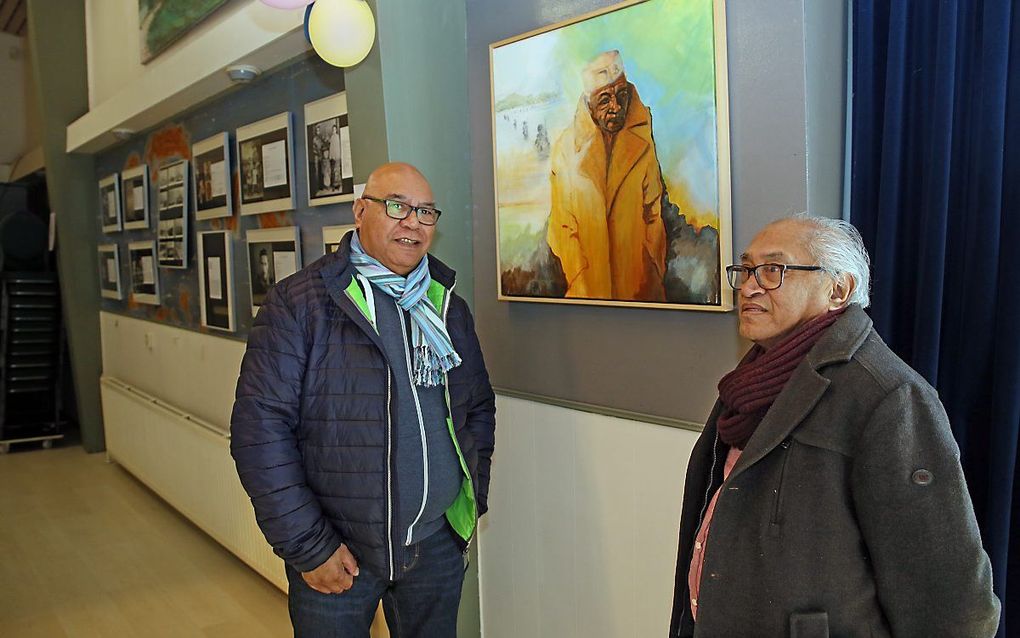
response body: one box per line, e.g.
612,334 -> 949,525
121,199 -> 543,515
789,611 -> 829,638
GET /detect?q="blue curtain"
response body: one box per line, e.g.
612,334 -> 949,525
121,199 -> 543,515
850,0 -> 1019,633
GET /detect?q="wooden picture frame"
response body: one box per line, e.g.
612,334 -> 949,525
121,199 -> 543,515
192,132 -> 233,220
198,230 -> 236,332
237,112 -> 296,216
99,174 -> 122,233
98,244 -> 122,300
128,240 -> 160,305
121,165 -> 150,230
246,226 -> 301,317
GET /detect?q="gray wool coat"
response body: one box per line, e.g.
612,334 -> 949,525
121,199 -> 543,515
669,305 -> 1000,638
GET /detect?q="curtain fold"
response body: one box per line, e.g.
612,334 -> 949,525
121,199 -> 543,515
850,0 -> 1019,632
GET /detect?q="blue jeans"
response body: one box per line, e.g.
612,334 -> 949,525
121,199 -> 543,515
287,526 -> 466,638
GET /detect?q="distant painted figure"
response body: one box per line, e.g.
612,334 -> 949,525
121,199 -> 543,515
547,50 -> 667,301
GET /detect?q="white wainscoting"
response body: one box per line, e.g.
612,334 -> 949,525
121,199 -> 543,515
477,395 -> 703,638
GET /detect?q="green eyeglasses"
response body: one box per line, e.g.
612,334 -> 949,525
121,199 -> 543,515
361,195 -> 442,226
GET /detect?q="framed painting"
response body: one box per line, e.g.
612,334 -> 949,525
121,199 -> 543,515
193,132 -> 233,220
322,224 -> 356,255
99,174 -> 122,233
305,92 -> 356,207
246,226 -> 301,317
237,113 -> 296,216
157,160 -> 189,269
98,244 -> 122,300
139,0 -> 230,63
121,164 -> 150,230
198,230 -> 236,332
128,240 -> 160,305
490,0 -> 732,311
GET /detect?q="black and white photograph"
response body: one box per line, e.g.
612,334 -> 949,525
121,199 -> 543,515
198,231 -> 235,332
193,132 -> 233,220
157,160 -> 189,269
99,174 -> 122,233
236,112 -> 295,215
98,244 -> 122,300
128,240 -> 160,305
322,224 -> 356,255
246,226 -> 301,316
121,165 -> 150,230
305,92 -> 355,206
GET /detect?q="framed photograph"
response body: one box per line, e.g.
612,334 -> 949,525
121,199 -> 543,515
490,0 -> 732,311
247,226 -> 301,316
98,244 -> 122,300
121,165 -> 150,230
236,112 -> 295,215
139,0 -> 229,63
193,132 -> 233,220
99,174 -> 122,233
322,224 -> 356,255
198,231 -> 236,332
157,160 -> 189,269
304,92 -> 356,206
127,240 -> 160,305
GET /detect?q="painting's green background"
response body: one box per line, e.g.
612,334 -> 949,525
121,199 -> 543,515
139,0 -> 229,62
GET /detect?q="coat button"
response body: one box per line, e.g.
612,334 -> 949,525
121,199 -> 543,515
911,469 -> 934,486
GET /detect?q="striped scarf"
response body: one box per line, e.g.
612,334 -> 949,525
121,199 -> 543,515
349,231 -> 462,387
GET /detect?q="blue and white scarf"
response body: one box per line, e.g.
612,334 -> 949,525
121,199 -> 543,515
350,231 -> 462,387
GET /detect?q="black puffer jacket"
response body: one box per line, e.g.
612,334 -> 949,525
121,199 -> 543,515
230,235 -> 496,579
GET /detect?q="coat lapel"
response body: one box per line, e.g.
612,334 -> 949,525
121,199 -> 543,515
605,89 -> 652,212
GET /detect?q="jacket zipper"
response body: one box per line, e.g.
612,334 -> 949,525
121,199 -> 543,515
439,285 -> 473,554
398,308 -> 430,546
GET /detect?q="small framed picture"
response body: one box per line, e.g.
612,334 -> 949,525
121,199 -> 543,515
198,230 -> 236,332
322,224 -> 356,255
99,174 -> 122,233
157,159 -> 189,269
98,244 -> 122,300
193,132 -> 233,220
304,92 -> 355,207
247,226 -> 301,316
128,240 -> 160,305
121,165 -> 150,230
237,112 -> 295,215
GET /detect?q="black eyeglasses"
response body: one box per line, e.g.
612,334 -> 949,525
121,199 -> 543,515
725,263 -> 824,290
361,195 -> 442,226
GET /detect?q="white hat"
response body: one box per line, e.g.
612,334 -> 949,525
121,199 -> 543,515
582,50 -> 626,96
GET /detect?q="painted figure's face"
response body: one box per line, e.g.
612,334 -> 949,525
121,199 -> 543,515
259,254 -> 270,277
354,165 -> 436,276
737,221 -> 835,349
588,76 -> 631,134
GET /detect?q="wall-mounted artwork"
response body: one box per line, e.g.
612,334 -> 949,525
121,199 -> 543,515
98,245 -> 122,300
193,132 -> 233,220
304,92 -> 356,207
237,113 -> 295,216
138,0 -> 230,64
322,224 -> 356,254
157,160 -> 189,268
198,231 -> 236,332
490,0 -> 732,311
128,240 -> 160,305
247,226 -> 301,317
121,165 -> 150,230
99,174 -> 122,233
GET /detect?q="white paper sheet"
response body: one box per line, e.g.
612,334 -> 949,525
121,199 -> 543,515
354,183 -> 366,198
133,186 -> 144,212
106,191 -> 116,220
273,250 -> 297,280
141,255 -> 155,284
106,258 -> 117,283
340,127 -> 353,179
262,140 -> 287,188
210,160 -> 226,197
207,257 -> 222,300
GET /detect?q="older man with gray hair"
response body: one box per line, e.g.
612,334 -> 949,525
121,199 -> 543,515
670,215 -> 1000,637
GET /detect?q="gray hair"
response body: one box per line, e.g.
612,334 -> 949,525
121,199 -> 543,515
777,214 -> 872,308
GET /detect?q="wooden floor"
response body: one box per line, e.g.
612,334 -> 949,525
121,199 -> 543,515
0,443 -> 292,637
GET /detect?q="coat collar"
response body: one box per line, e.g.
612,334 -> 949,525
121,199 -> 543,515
726,305 -> 873,481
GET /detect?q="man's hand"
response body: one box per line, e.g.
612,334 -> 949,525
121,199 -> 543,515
301,544 -> 360,594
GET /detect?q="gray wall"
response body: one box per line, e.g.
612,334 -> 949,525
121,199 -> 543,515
467,0 -> 847,425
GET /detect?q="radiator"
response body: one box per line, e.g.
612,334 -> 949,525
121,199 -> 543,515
100,375 -> 287,591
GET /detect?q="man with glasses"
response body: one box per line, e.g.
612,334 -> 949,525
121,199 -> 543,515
231,162 -> 496,637
669,215 -> 999,637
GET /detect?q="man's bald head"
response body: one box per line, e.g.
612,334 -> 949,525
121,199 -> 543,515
364,162 -> 431,198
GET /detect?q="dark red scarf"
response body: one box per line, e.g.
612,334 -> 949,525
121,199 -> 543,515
716,308 -> 847,449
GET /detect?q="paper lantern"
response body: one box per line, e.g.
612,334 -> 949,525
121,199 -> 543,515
308,0 -> 376,68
